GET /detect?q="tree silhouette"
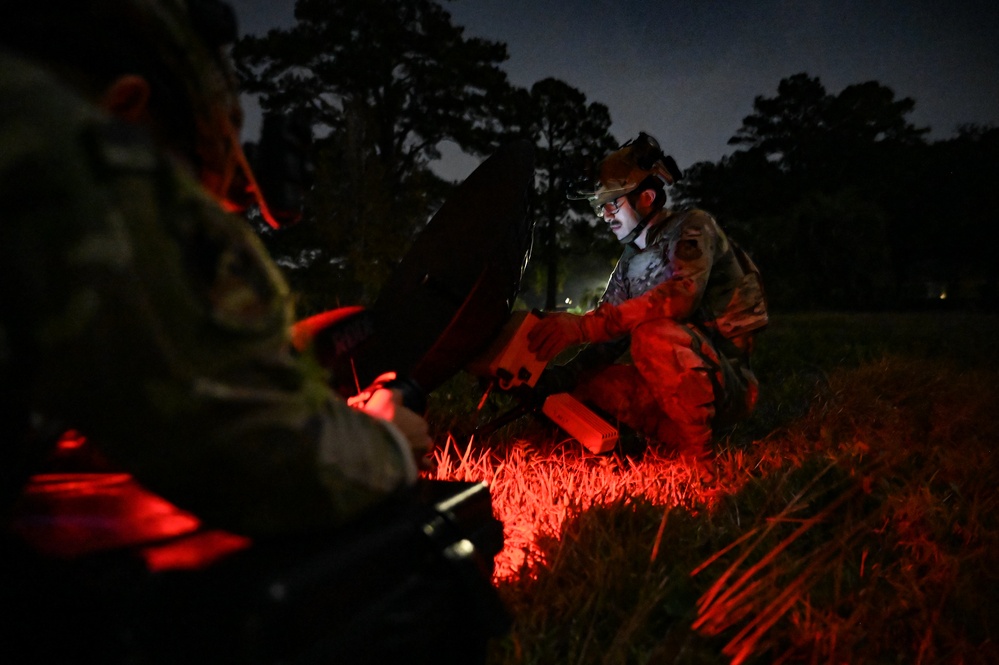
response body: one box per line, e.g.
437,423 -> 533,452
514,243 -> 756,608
505,78 -> 618,311
679,72 -> 936,310
234,0 -> 515,307
908,124 -> 999,303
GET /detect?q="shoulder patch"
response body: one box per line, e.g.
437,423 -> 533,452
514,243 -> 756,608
675,238 -> 702,261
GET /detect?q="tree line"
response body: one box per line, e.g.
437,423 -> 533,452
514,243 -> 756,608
235,0 -> 997,315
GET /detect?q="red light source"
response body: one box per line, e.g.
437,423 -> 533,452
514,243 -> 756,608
11,472 -> 251,570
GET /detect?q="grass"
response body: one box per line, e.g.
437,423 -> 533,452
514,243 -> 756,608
423,310 -> 999,664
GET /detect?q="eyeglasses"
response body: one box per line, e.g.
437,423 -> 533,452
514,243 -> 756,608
599,196 -> 625,215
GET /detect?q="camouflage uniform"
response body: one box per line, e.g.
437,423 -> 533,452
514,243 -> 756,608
0,51 -> 415,536
571,207 -> 768,456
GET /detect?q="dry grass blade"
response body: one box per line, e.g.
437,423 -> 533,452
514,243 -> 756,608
649,506 -> 670,563
694,471 -> 868,658
695,460 -> 842,618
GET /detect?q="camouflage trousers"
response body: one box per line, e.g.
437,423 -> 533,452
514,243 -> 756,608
572,319 -> 759,459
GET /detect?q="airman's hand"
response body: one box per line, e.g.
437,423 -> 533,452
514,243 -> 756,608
362,387 -> 432,457
349,373 -> 432,456
528,312 -> 586,360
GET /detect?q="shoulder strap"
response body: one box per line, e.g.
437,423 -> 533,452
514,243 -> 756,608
731,242 -> 768,317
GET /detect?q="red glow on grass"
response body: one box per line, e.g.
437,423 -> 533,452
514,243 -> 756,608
425,437 -> 721,581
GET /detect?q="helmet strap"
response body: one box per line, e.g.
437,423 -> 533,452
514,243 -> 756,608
619,211 -> 652,247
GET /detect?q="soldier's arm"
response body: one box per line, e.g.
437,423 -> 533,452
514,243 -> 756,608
3,59 -> 416,537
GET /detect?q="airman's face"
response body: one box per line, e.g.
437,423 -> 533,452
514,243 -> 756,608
602,195 -> 641,242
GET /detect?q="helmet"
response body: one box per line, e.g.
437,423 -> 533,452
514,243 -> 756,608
571,133 -> 683,216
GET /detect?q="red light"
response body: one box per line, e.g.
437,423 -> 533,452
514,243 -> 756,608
55,430 -> 87,450
141,529 -> 252,572
11,473 -> 250,570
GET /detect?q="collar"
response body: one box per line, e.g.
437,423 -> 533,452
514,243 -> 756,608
622,207 -> 670,249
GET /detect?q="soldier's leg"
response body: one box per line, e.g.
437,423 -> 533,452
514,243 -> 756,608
571,364 -> 663,440
629,320 -> 722,459
569,361 -> 702,457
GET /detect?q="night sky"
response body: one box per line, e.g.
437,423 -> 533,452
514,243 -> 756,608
234,0 -> 999,179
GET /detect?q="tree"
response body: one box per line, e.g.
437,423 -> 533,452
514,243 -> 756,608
234,0 -> 515,307
506,78 -> 618,311
729,73 -> 927,185
906,124 -> 999,304
673,149 -> 784,242
728,73 -> 830,178
680,73 -> 932,310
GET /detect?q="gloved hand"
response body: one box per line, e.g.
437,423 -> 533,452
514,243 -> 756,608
528,312 -> 586,361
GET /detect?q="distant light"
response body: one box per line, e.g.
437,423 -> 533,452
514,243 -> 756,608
564,297 -> 572,304
940,291 -> 948,300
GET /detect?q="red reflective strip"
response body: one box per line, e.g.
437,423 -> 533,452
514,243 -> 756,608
13,473 -> 250,570
141,530 -> 252,572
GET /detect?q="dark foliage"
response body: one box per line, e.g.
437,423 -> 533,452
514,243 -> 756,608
502,78 -> 619,310
676,73 -> 997,312
234,0 -> 517,306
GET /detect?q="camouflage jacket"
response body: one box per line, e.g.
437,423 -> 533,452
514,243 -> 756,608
0,51 -> 414,536
581,208 -> 768,353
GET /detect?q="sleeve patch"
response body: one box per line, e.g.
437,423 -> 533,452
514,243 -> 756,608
675,239 -> 702,261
